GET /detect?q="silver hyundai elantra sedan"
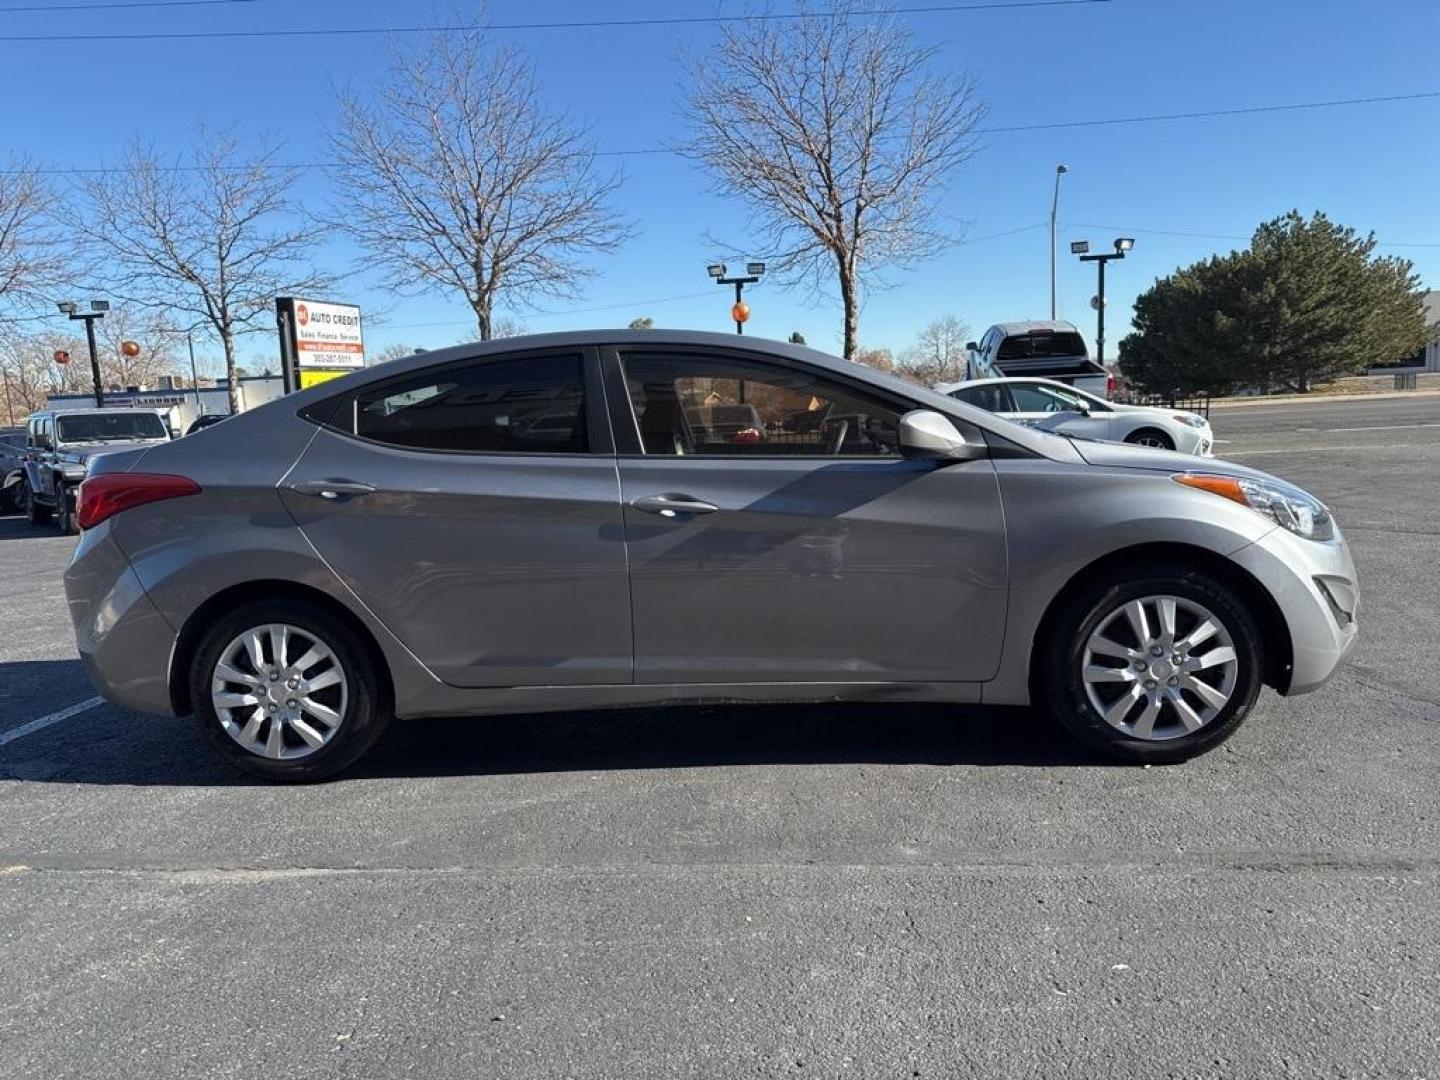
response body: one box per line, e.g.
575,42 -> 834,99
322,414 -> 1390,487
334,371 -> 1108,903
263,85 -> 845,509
64,331 -> 1357,780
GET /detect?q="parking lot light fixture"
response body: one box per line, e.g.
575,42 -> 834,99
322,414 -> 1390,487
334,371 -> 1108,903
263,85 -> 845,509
56,297 -> 109,407
1074,239 -> 1135,366
707,260 -> 766,335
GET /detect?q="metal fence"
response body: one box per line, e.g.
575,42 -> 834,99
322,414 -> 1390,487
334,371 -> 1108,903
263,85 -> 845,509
1114,391 -> 1213,418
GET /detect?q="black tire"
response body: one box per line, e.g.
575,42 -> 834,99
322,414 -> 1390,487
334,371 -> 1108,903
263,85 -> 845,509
1124,427 -> 1175,451
55,484 -> 78,535
25,483 -> 52,525
189,598 -> 391,782
1036,564 -> 1264,764
8,480 -> 28,515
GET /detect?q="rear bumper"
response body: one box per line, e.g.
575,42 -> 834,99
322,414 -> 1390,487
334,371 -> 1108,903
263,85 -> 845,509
1229,524 -> 1359,695
64,523 -> 178,715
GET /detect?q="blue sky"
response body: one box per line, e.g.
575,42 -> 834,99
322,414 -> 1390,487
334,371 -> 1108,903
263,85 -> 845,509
3,0 -> 1438,369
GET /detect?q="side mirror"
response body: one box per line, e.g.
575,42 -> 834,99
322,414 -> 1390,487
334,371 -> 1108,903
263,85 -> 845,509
898,410 -> 986,461
1071,398 -> 1092,417
965,341 -> 978,352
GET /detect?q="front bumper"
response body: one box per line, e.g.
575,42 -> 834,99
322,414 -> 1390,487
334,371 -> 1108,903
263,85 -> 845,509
64,523 -> 179,715
1229,522 -> 1359,695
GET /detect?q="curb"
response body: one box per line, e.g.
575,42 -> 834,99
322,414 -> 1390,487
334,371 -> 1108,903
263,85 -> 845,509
1209,389 -> 1440,410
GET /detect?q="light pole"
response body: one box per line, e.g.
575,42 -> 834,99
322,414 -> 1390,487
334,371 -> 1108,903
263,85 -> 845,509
187,331 -> 203,412
1050,164 -> 1068,319
57,299 -> 109,407
1070,237 -> 1134,365
0,362 -> 14,427
707,261 -> 766,334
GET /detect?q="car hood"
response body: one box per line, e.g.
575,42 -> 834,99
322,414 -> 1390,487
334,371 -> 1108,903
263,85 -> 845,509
1069,437 -> 1272,481
61,438 -> 169,463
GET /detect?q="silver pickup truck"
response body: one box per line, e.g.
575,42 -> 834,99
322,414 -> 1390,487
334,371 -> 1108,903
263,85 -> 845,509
17,408 -> 174,534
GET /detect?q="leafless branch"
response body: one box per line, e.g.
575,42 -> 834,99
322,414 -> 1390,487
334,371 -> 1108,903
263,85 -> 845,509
0,157 -> 65,315
60,127 -> 329,412
683,1 -> 986,358
328,24 -> 632,340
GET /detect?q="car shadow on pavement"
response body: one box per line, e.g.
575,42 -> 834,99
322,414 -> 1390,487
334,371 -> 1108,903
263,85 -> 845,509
1,660 -> 1113,785
351,702 -> 1114,779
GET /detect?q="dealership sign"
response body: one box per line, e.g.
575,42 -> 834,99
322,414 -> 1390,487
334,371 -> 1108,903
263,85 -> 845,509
276,297 -> 366,392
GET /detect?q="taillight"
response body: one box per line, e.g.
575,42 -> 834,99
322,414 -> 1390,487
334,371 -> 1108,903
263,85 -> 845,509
1105,372 -> 1115,400
76,473 -> 201,530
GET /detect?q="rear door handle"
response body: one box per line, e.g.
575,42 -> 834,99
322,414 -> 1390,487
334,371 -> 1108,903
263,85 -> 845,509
631,493 -> 719,517
289,479 -> 376,500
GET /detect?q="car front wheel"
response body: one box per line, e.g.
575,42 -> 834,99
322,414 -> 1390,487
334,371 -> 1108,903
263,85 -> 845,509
189,599 -> 390,781
25,483 -> 52,526
1125,428 -> 1175,451
1037,565 -> 1264,763
55,485 -> 78,535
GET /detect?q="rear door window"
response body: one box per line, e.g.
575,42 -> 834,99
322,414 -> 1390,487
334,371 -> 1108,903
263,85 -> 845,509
997,331 -> 1088,360
950,384 -> 1012,413
344,354 -> 588,454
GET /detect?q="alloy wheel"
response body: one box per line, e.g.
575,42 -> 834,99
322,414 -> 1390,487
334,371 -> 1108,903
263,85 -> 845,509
1081,595 -> 1240,741
211,623 -> 348,760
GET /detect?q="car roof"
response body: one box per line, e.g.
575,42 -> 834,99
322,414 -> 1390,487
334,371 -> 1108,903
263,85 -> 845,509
28,406 -> 169,419
990,320 -> 1081,335
942,376 -> 1087,391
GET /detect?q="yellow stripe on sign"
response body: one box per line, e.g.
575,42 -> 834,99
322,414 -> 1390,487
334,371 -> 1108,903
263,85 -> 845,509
298,369 -> 348,389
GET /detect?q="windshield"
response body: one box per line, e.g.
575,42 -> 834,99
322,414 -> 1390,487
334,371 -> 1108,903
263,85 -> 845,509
56,412 -> 168,443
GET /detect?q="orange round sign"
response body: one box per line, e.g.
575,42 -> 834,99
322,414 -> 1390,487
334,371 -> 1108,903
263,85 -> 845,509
731,301 -> 750,324
53,349 -> 70,365
121,340 -> 141,358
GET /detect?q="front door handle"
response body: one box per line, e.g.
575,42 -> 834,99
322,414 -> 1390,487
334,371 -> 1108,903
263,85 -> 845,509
289,479 -> 376,500
631,493 -> 719,518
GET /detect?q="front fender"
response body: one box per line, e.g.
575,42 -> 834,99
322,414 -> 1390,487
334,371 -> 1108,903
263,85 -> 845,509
982,459 -> 1277,705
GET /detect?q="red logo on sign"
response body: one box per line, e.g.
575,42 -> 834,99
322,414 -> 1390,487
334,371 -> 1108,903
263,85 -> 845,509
296,303 -> 309,326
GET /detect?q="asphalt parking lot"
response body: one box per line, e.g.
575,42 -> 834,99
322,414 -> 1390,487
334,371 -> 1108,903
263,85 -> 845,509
1,395 -> 1437,1078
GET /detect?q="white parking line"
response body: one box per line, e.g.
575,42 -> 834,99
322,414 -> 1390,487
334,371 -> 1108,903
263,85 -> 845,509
1323,422 -> 1440,433
0,696 -> 103,748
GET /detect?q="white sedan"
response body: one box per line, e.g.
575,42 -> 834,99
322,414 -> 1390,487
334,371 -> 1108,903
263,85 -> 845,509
935,377 -> 1214,456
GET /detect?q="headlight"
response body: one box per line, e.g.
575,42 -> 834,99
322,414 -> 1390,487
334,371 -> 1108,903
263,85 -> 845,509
1172,414 -> 1208,429
1174,473 -> 1334,541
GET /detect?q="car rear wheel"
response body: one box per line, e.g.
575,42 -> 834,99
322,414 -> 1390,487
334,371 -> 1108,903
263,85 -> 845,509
189,599 -> 390,781
1125,428 -> 1175,450
1037,565 -> 1264,763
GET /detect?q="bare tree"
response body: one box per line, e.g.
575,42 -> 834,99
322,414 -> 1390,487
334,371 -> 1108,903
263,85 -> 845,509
65,129 -> 328,413
95,305 -> 185,389
684,2 -> 986,360
0,329 -> 89,421
899,314 -> 970,384
330,27 -> 630,341
0,156 -> 65,316
371,341 -> 418,365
